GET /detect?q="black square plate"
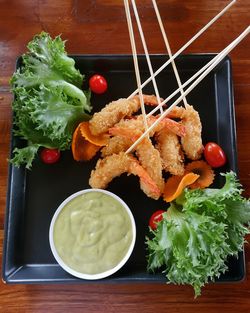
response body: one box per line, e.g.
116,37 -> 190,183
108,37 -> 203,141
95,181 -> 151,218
2,54 -> 245,283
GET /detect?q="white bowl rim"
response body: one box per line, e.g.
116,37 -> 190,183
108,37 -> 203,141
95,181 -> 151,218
49,188 -> 136,280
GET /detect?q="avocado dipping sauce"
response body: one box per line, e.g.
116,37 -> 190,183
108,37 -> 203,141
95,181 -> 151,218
50,190 -> 135,278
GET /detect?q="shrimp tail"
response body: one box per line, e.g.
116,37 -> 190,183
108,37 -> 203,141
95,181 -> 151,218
129,161 -> 161,199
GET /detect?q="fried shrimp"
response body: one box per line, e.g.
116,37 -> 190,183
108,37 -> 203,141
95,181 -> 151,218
101,135 -> 131,157
155,129 -> 185,176
85,94 -> 204,200
135,137 -> 165,194
89,152 -> 161,200
110,115 -> 185,137
167,105 -> 203,160
89,94 -> 161,136
101,118 -> 146,158
107,127 -> 164,193
109,117 -> 185,177
102,113 -> 185,157
181,105 -> 203,160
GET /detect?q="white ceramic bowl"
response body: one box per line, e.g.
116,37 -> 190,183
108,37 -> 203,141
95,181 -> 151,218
49,189 -> 136,280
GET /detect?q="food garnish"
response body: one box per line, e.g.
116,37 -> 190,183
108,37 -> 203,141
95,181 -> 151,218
40,148 -> 61,164
89,74 -> 108,94
71,121 -> 109,161
149,210 -> 165,230
146,171 -> 250,297
204,142 -> 227,168
79,122 -> 109,146
184,160 -> 215,189
72,124 -> 100,161
163,172 -> 200,202
10,32 -> 91,168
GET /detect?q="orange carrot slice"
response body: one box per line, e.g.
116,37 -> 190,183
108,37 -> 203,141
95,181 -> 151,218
72,124 -> 100,161
184,160 -> 215,189
79,121 -> 109,146
163,173 -> 200,202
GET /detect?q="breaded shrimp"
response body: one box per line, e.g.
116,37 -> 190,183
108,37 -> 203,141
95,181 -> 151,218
101,119 -> 142,157
167,105 -> 203,160
108,127 -> 164,193
89,94 -> 162,136
100,118 -> 155,158
110,115 -> 186,137
135,137 -> 165,194
89,152 -> 161,200
155,129 -> 185,176
102,114 -> 185,158
101,135 -> 131,157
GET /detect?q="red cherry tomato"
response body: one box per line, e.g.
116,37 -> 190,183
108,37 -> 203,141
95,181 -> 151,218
40,148 -> 61,164
149,210 -> 165,230
204,142 -> 227,168
89,74 -> 108,94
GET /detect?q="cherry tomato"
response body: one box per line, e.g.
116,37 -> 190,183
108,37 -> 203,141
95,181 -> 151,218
204,142 -> 227,168
149,210 -> 165,230
40,148 -> 61,164
89,74 -> 108,94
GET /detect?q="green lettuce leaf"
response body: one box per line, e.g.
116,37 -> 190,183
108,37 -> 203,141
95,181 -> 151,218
10,32 -> 91,168
147,204 -> 231,297
146,171 -> 250,297
11,32 -> 83,89
182,172 -> 250,254
11,145 -> 40,170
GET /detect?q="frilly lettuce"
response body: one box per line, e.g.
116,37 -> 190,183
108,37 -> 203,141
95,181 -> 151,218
146,171 -> 250,297
10,32 -> 91,168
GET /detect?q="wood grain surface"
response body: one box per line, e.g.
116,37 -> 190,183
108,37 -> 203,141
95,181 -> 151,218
0,0 -> 250,312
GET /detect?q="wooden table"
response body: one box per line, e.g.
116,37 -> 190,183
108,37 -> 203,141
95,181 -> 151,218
0,1 -> 250,312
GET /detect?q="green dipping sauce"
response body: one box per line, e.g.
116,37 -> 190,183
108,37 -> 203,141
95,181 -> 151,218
53,191 -> 134,275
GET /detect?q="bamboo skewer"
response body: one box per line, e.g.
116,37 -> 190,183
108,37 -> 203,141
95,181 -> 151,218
125,26 -> 250,154
152,0 -> 188,108
146,44 -> 234,117
131,0 -> 163,114
127,0 -> 236,100
123,0 -> 148,133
